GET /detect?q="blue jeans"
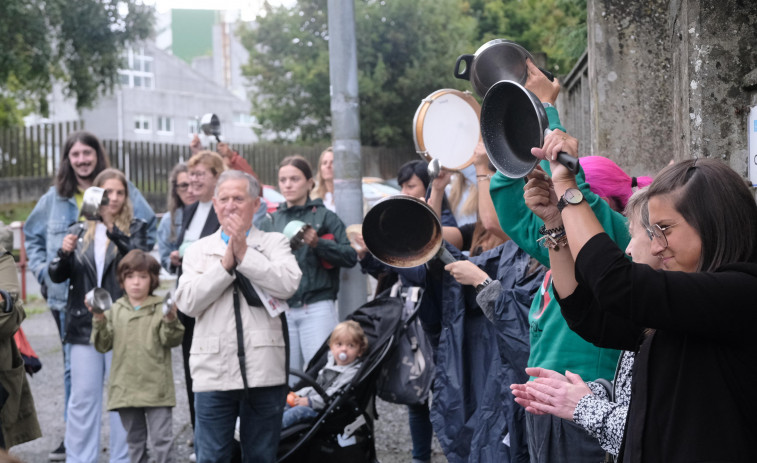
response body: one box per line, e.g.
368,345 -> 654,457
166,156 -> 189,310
286,300 -> 338,373
194,386 -> 287,463
408,401 -> 432,461
281,405 -> 318,429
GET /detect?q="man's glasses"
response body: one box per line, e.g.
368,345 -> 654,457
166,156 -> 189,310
645,223 -> 679,249
175,182 -> 190,191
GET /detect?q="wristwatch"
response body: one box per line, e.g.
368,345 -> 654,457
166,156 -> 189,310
475,277 -> 492,294
557,188 -> 584,212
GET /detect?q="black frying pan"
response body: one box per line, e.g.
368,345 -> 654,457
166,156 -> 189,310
480,80 -> 579,178
362,195 -> 456,268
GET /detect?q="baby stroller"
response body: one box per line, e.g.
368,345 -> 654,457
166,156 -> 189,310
276,295 -> 405,463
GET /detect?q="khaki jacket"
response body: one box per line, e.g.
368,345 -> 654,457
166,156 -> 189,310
175,228 -> 301,392
0,246 -> 41,448
92,295 -> 184,410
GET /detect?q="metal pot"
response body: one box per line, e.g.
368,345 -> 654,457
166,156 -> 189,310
199,113 -> 222,142
85,287 -> 112,314
283,220 -> 313,251
79,187 -> 109,221
454,39 -> 554,98
362,195 -> 455,268
480,80 -> 579,178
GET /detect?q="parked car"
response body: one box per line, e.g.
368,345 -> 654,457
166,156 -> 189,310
262,185 -> 284,213
262,178 -> 400,216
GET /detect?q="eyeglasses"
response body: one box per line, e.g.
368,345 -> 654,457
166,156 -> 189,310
175,182 -> 190,191
189,170 -> 207,179
645,223 -> 679,249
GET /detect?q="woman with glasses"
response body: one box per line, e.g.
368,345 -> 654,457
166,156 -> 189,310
517,132 -> 757,462
158,163 -> 197,274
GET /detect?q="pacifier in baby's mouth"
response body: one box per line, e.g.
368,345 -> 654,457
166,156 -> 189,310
338,352 -> 348,361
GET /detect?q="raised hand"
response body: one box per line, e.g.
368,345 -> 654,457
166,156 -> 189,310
531,129 -> 579,185
524,58 -> 560,105
61,234 -> 79,255
524,166 -> 560,226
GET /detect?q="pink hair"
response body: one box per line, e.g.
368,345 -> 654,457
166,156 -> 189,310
579,156 -> 652,211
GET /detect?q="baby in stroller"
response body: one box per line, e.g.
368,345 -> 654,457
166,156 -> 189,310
282,320 -> 369,429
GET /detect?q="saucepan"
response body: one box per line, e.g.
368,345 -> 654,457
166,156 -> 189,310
200,113 -> 222,142
362,195 -> 455,268
80,187 -> 110,221
454,39 -> 554,98
85,287 -> 113,314
480,80 -> 579,179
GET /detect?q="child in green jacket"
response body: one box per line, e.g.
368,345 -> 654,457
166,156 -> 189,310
90,249 -> 184,463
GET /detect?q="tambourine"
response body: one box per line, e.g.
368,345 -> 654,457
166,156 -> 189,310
412,89 -> 481,171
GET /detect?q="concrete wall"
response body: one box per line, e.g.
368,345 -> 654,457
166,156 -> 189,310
587,0 -> 673,177
587,0 -> 757,178
669,0 -> 757,175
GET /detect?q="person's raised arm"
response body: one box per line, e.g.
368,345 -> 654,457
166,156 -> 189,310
523,166 -> 578,298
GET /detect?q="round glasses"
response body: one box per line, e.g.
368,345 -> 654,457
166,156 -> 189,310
175,182 -> 190,191
645,223 -> 679,249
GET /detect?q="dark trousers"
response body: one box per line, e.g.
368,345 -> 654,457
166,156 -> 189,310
178,311 -> 195,431
525,413 -> 606,463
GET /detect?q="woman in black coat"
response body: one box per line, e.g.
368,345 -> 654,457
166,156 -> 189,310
513,132 -> 757,462
49,168 -> 149,463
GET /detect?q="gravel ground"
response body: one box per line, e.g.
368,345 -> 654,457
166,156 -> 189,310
8,267 -> 446,463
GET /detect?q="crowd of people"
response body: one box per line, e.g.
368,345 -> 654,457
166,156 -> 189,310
1,54 -> 755,463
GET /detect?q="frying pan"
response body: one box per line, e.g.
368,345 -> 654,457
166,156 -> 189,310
480,80 -> 579,178
362,195 -> 456,268
200,113 -> 222,142
454,39 -> 555,98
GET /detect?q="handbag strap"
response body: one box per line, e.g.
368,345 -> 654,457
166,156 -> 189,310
232,284 -> 250,398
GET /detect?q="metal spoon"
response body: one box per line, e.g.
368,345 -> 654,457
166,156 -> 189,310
427,158 -> 442,180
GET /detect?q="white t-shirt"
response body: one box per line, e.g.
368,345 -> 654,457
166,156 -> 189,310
183,200 -> 213,243
94,223 -> 108,286
322,191 -> 336,212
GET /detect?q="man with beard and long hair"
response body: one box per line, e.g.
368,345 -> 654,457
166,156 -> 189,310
24,131 -> 156,461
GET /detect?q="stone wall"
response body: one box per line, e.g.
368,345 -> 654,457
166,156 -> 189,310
587,0 -> 757,178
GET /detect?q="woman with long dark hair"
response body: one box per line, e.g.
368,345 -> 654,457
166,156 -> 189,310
157,163 -> 197,274
518,132 -> 757,461
259,155 -> 357,373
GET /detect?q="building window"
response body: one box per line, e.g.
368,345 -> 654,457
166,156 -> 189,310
234,112 -> 256,127
134,115 -> 151,133
118,47 -> 155,89
157,116 -> 173,135
188,119 -> 199,135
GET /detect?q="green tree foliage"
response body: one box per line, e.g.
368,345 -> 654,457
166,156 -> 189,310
240,0 -> 475,146
240,0 -> 585,146
0,0 -> 154,127
466,0 -> 587,74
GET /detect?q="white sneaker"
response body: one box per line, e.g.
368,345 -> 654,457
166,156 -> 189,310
189,453 -> 196,462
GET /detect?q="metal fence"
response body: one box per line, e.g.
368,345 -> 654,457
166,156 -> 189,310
1,121 -> 416,196
555,50 -> 592,155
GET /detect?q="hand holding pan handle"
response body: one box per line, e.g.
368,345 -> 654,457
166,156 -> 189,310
544,129 -> 580,174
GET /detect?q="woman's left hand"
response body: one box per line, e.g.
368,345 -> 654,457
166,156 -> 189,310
444,261 -> 489,287
522,369 -> 592,421
302,226 -> 319,248
531,129 -> 579,185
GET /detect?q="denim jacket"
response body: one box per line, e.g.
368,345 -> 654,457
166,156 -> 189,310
157,208 -> 184,274
23,184 -> 156,312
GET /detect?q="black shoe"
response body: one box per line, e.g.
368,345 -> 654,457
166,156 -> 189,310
48,441 -> 65,461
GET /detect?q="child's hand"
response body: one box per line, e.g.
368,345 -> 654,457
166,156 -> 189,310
163,302 -> 178,322
293,396 -> 310,407
86,300 -> 105,322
